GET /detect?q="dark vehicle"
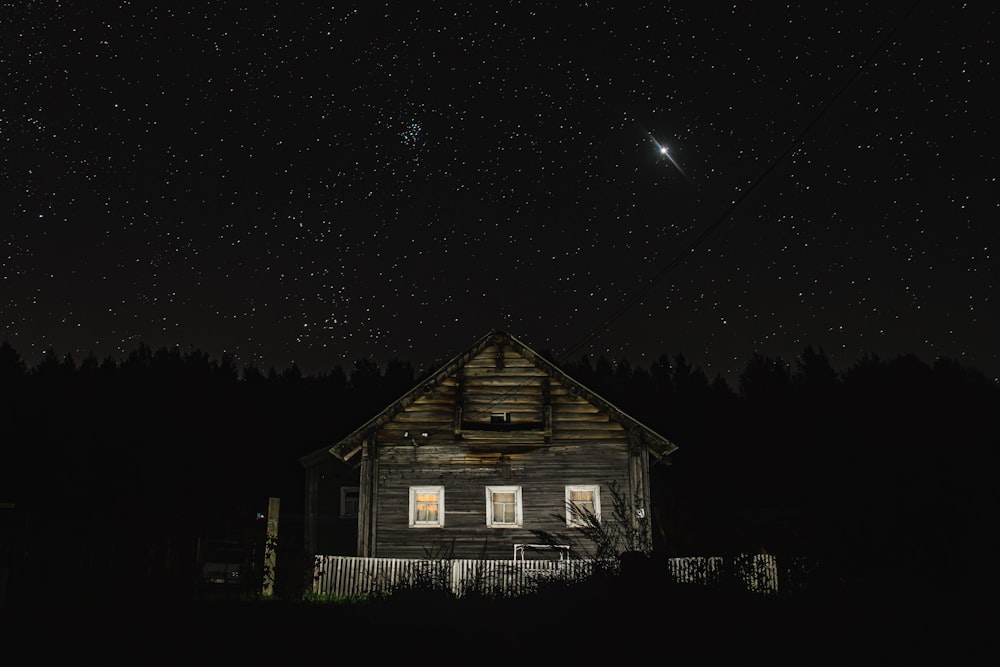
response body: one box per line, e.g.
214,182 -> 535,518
198,540 -> 252,588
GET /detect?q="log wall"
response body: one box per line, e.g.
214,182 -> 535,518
370,343 -> 637,560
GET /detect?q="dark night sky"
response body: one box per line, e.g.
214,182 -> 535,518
3,2 -> 997,384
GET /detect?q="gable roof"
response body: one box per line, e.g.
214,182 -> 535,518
303,329 -> 679,467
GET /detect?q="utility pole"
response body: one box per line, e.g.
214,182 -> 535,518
261,497 -> 279,597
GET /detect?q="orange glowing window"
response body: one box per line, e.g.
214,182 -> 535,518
409,486 -> 445,527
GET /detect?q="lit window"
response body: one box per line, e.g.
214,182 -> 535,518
409,486 -> 445,527
340,487 -> 359,518
566,485 -> 601,527
486,485 -> 522,528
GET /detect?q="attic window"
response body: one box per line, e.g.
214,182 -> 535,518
462,411 -> 542,432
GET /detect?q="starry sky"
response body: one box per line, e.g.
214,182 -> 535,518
3,1 -> 997,383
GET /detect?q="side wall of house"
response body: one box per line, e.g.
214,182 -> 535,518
309,457 -> 360,557
370,343 -> 636,560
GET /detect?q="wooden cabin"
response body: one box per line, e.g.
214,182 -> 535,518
300,330 -> 678,563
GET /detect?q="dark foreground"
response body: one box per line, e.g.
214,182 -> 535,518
0,578 -> 986,664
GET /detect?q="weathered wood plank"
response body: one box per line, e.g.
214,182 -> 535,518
460,376 -> 547,386
552,413 -> 613,423
460,395 -> 547,406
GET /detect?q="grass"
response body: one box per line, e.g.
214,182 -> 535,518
1,564 -> 984,664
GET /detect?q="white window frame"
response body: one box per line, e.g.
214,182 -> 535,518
485,485 -> 523,528
565,484 -> 601,527
340,486 -> 359,518
409,486 -> 445,528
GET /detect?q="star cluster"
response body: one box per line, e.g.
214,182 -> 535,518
2,2 -> 996,382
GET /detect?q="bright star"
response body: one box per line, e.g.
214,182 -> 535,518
650,135 -> 687,179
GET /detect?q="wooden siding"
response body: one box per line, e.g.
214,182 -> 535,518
366,343 -> 644,559
311,554 -> 780,598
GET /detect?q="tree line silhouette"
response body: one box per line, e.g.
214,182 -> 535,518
1,340 -> 996,606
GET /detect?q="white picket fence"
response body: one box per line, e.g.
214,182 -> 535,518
311,554 -> 779,598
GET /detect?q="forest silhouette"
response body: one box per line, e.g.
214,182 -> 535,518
1,339 -> 996,612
